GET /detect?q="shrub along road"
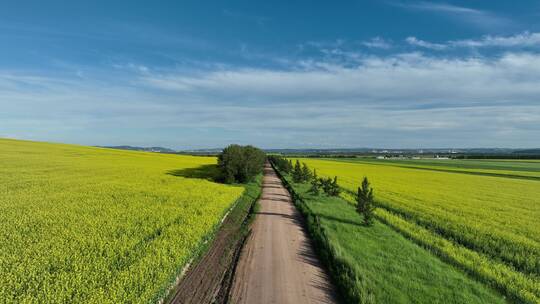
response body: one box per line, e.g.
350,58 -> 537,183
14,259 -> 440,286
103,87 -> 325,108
229,164 -> 338,304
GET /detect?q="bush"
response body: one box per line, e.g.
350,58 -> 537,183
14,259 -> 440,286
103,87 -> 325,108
217,144 -> 266,183
319,176 -> 340,196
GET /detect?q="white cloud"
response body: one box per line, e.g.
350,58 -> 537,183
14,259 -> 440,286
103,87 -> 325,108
141,52 -> 540,105
406,32 -> 540,50
452,32 -> 540,48
406,37 -> 447,50
2,51 -> 540,148
363,37 -> 392,49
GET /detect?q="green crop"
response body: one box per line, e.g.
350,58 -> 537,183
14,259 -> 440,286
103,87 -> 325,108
297,158 -> 540,303
0,139 -> 244,303
280,176 -> 505,304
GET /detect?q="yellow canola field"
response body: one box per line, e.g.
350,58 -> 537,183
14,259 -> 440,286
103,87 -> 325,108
0,139 -> 243,303
336,158 -> 540,179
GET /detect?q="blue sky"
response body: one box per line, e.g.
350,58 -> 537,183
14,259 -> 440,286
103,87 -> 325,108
1,0 -> 540,149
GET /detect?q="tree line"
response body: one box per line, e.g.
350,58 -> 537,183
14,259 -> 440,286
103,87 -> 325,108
269,155 -> 376,226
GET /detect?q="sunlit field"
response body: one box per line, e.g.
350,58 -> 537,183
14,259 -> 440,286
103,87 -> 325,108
0,139 -> 244,303
297,158 -> 540,303
331,158 -> 540,179
284,179 -> 505,304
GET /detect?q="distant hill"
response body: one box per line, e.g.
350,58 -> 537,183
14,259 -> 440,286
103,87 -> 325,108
513,149 -> 540,154
180,148 -> 223,153
99,145 -> 176,153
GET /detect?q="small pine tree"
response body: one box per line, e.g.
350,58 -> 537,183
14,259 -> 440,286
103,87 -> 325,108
292,160 -> 303,183
321,177 -> 332,195
309,169 -> 320,195
281,157 -> 291,174
330,176 -> 340,196
356,177 -> 376,226
301,163 -> 311,182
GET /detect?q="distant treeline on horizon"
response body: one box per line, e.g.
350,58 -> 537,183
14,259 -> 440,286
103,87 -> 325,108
99,145 -> 540,159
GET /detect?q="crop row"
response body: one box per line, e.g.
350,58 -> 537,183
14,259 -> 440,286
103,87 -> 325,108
372,206 -> 539,303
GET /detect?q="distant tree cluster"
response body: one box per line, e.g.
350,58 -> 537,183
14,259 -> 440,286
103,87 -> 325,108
292,160 -> 312,183
268,155 -> 293,173
285,159 -> 340,196
455,154 -> 540,160
268,155 -> 377,226
217,144 -> 266,183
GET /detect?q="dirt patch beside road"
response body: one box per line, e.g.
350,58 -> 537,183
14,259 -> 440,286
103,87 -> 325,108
166,177 -> 261,304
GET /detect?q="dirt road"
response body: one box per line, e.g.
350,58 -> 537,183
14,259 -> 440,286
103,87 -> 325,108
229,164 -> 338,304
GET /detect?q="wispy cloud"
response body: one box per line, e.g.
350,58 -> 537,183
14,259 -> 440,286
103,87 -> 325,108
138,51 -> 540,147
405,37 -> 447,50
452,31 -> 540,48
406,32 -> 540,50
141,52 -> 540,105
392,1 -> 510,29
362,37 -> 392,49
403,2 -> 483,14
299,39 -> 345,51
0,20 -> 212,54
2,51 -> 540,148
